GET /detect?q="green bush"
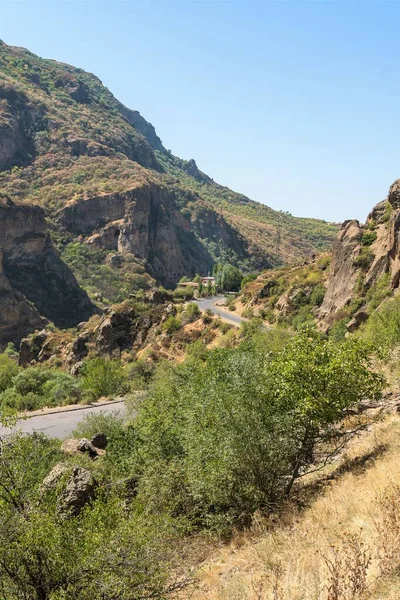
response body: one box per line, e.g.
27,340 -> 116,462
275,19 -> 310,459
161,316 -> 182,334
360,296 -> 400,355
361,231 -> 377,246
182,302 -> 200,323
173,286 -> 194,300
0,353 -> 19,393
354,247 -> 374,270
135,331 -> 383,530
80,358 -> 126,400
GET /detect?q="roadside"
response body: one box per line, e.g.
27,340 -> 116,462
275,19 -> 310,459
195,295 -> 246,326
0,400 -> 125,439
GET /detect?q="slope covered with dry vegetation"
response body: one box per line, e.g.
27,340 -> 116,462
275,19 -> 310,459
0,40 -> 338,298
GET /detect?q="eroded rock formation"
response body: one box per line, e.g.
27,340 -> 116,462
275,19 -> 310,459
0,196 -> 95,348
319,179 -> 400,325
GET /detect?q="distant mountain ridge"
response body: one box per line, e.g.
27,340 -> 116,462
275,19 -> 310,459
0,43 -> 338,300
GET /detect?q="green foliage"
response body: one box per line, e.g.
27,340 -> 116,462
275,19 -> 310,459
361,231 -> 377,246
365,273 -> 391,309
80,358 -> 126,400
181,302 -> 201,324
134,331 -> 383,530
0,366 -> 82,412
353,247 -> 374,270
62,243 -> 153,303
173,286 -> 194,300
359,296 -> 400,356
124,359 -> 156,391
0,353 -> 19,393
0,433 -> 179,600
241,273 -> 258,290
72,411 -> 125,441
214,263 -> 243,291
161,316 -> 182,334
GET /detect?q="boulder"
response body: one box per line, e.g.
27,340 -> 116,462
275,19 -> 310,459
388,180 -> 400,209
345,310 -> 369,333
91,432 -> 108,450
61,437 -> 104,458
42,462 -> 69,490
58,466 -> 97,516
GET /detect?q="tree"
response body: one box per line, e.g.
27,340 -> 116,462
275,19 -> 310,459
0,434 -> 186,600
214,263 -> 243,292
135,331 -> 384,530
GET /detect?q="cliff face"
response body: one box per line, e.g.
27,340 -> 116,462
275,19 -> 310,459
59,185 -> 217,286
319,180 -> 400,326
0,41 -> 338,290
0,197 -> 95,347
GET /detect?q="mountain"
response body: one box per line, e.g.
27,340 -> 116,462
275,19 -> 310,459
0,41 -> 337,300
235,179 -> 400,336
0,195 -> 95,348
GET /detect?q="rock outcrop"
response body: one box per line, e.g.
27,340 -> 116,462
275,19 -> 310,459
0,196 -> 96,348
319,180 -> 400,325
43,464 -> 97,517
319,220 -> 363,319
59,184 -> 215,286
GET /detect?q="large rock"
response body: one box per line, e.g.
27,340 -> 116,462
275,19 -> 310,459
319,220 -> 362,319
319,180 -> 400,325
58,184 -> 228,287
58,466 -> 97,516
42,463 -> 97,516
388,180 -> 400,209
0,196 -> 96,348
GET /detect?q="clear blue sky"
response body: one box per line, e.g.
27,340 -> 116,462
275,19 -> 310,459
1,0 -> 399,222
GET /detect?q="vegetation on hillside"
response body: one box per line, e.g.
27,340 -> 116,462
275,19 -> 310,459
0,320 -> 389,598
0,41 -> 338,300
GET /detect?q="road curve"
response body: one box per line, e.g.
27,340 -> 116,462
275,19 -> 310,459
0,401 -> 125,440
195,295 -> 245,326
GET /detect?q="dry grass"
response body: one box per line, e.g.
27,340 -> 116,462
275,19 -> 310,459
187,414 -> 400,600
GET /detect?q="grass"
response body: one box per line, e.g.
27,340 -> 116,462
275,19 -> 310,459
189,413 -> 400,600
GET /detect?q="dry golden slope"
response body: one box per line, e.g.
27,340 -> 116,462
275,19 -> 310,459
190,413 -> 400,600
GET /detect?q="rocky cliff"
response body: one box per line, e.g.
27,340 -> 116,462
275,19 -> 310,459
0,196 -> 95,347
319,180 -> 400,327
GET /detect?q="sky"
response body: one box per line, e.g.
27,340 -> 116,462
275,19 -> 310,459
1,0 -> 399,223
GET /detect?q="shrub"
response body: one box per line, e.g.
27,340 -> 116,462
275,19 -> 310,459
360,296 -> 400,355
42,372 -> 81,406
135,332 -> 383,530
310,283 -> 325,307
80,358 -> 126,400
0,353 -> 19,393
173,287 -> 194,301
181,302 -> 200,323
161,316 -> 182,334
361,230 -> 377,246
354,247 -> 374,270
73,411 -> 125,441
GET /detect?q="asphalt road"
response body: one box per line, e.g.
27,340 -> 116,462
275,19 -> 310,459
0,401 -> 125,440
195,295 -> 245,326
0,299 -> 241,440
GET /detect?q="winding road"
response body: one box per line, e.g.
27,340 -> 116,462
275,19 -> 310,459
0,298 -> 242,440
0,400 -> 125,440
195,295 -> 245,326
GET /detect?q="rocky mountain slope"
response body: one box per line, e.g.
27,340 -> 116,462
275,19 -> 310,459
319,180 -> 400,326
0,41 -> 337,295
237,180 -> 400,333
0,195 -> 95,348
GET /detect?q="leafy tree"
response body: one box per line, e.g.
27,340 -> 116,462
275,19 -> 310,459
0,354 -> 19,393
214,263 -> 243,292
135,332 -> 383,530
